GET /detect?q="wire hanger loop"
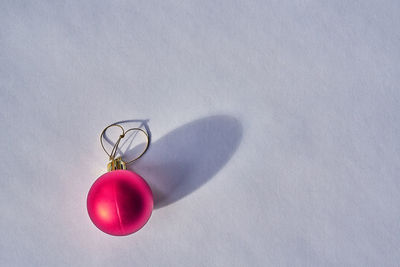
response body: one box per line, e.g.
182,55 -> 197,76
100,123 -> 150,164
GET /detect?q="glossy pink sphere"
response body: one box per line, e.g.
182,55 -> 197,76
87,170 -> 153,236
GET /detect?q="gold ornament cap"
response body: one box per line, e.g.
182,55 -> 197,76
107,157 -> 126,171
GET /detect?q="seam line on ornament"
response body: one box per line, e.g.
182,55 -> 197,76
113,183 -> 124,233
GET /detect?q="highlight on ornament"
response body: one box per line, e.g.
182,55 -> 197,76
87,123 -> 153,236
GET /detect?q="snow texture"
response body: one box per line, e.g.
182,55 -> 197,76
1,1 -> 400,266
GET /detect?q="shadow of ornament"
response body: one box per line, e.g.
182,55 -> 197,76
122,115 -> 243,209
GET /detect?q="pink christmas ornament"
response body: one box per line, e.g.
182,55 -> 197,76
87,124 -> 153,236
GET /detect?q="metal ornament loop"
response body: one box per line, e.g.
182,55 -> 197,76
121,128 -> 149,164
100,124 -> 125,158
100,124 -> 150,165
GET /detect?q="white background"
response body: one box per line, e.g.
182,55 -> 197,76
1,1 -> 400,266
